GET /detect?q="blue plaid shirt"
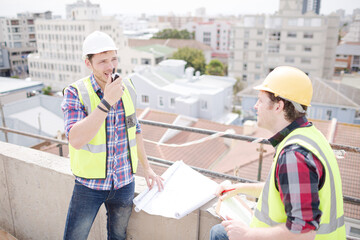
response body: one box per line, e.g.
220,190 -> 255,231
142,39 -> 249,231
61,74 -> 140,190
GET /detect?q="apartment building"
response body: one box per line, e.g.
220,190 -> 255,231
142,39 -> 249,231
183,21 -> 231,56
229,0 -> 339,83
342,15 -> 360,43
27,1 -> 124,91
0,12 -> 51,78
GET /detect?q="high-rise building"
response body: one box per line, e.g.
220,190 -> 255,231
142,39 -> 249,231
228,0 -> 339,83
27,0 -> 124,91
0,12 -> 50,78
302,0 -> 321,15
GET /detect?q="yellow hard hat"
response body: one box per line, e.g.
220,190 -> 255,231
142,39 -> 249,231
254,66 -> 313,106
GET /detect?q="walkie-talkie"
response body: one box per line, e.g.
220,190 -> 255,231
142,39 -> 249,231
111,68 -> 120,82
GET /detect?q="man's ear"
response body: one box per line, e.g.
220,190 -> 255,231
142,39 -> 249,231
275,100 -> 285,113
85,58 -> 92,70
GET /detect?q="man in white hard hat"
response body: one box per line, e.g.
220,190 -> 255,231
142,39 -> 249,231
61,31 -> 163,240
210,66 -> 345,240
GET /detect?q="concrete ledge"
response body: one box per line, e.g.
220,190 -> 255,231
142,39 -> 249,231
0,141 -> 220,239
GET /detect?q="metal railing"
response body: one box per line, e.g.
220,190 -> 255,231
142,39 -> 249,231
1,120 -> 360,207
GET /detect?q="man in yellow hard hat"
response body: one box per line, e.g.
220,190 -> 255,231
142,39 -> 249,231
61,31 -> 164,240
210,66 -> 345,240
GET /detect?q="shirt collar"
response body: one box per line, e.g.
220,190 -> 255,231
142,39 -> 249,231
268,116 -> 311,147
90,74 -> 102,94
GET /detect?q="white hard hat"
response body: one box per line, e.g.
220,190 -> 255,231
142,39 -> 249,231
82,31 -> 118,60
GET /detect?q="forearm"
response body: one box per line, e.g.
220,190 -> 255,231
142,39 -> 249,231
136,133 -> 151,170
227,182 -> 265,198
68,106 -> 108,149
237,182 -> 264,197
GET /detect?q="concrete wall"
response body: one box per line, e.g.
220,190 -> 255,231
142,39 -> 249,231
0,141 -> 220,240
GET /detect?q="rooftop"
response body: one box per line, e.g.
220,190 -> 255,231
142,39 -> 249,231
132,44 -> 176,57
0,77 -> 43,95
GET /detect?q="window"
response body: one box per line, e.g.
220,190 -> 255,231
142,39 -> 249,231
257,30 -> 263,35
304,46 -> 312,52
141,95 -> 149,104
304,32 -> 313,39
131,58 -> 137,64
200,100 -> 208,110
286,45 -> 296,51
285,57 -> 295,63
269,31 -> 280,41
256,52 -> 262,58
301,58 -> 311,64
244,41 -> 249,49
256,41 -> 262,47
158,96 -> 164,107
288,19 -> 297,26
287,32 -> 297,38
255,63 -> 261,69
268,44 -> 280,53
169,98 -> 175,108
141,58 -> 151,65
243,64 -> 247,71
244,30 -> 249,38
242,74 -> 247,81
350,226 -> 360,238
326,110 -> 332,120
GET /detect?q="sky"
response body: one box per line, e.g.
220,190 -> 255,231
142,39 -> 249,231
0,0 -> 358,18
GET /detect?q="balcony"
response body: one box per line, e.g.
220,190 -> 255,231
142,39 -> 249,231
0,119 -> 360,239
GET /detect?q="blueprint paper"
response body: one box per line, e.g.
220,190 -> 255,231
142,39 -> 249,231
133,161 -> 218,219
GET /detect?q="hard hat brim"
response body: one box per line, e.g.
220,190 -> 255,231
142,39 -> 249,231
82,47 -> 118,60
253,84 -> 311,107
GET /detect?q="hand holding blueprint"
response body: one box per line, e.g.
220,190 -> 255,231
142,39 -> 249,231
133,161 -> 219,219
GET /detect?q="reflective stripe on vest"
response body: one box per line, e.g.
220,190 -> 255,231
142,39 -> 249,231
250,126 -> 345,239
68,76 -> 139,179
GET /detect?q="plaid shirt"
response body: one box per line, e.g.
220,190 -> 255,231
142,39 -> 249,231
61,74 -> 140,190
269,116 -> 324,233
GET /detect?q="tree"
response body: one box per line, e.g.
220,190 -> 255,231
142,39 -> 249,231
42,86 -> 52,96
152,29 -> 193,39
205,59 -> 225,76
171,47 -> 206,74
233,77 -> 245,95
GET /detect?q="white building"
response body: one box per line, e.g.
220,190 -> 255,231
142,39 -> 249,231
118,44 -> 176,76
229,0 -> 339,83
129,59 -> 238,124
0,12 -> 49,78
28,1 -> 125,91
342,15 -> 360,43
183,21 -> 231,55
66,0 -> 101,20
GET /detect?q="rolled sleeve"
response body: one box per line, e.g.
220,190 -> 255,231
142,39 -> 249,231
61,86 -> 86,139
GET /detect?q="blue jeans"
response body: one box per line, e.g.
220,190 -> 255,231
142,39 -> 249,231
63,180 -> 134,240
210,224 -> 229,240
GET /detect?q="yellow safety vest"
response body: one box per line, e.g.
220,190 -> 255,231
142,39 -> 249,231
250,125 -> 346,239
67,76 -> 139,179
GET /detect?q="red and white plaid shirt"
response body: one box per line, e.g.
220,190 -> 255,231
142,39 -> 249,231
269,117 -> 324,233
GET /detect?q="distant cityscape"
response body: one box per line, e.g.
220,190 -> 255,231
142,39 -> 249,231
0,0 -> 360,126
